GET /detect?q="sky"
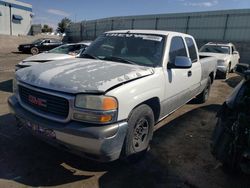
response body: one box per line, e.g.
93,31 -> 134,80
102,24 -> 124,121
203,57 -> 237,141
21,0 -> 250,29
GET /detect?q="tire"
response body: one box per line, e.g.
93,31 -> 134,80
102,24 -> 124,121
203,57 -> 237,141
196,77 -> 211,103
121,104 -> 154,162
30,47 -> 39,55
231,66 -> 236,73
221,64 -> 230,79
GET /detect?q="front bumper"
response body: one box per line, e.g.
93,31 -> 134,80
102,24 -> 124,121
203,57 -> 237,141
217,65 -> 228,74
8,95 -> 128,162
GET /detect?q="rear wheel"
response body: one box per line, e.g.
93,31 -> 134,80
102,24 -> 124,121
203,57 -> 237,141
196,77 -> 211,103
121,104 -> 154,162
30,47 -> 39,55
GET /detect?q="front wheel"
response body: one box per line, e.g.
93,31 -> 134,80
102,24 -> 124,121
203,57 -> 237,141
121,104 -> 154,162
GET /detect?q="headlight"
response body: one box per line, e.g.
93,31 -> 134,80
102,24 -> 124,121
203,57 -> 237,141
75,95 -> 117,110
217,59 -> 226,66
74,95 -> 118,123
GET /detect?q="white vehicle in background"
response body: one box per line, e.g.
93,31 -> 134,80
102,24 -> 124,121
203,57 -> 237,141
16,42 -> 91,71
199,42 -> 240,79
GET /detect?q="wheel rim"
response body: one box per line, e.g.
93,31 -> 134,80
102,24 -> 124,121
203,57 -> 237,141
31,48 -> 38,54
133,118 -> 149,151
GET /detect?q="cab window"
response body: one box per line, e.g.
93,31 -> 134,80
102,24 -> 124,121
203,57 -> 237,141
185,37 -> 198,63
169,36 -> 188,64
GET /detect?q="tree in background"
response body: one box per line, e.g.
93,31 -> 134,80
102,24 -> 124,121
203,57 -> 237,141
41,24 -> 53,33
57,17 -> 72,33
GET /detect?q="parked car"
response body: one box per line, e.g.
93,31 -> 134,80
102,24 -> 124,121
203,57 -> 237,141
211,63 -> 250,173
9,30 -> 217,162
15,42 -> 91,71
199,42 -> 240,79
18,38 -> 63,55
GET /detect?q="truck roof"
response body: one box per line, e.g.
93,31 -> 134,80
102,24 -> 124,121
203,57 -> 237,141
106,30 -> 193,37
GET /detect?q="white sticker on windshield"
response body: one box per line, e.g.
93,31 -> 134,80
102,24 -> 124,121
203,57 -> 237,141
221,47 -> 229,49
141,35 -> 163,42
106,33 -> 163,42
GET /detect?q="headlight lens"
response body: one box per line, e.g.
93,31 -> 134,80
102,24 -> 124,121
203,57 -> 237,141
75,95 -> 117,111
74,95 -> 118,124
217,59 -> 226,66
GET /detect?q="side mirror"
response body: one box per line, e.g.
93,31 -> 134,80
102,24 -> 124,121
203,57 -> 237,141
233,51 -> 239,55
168,56 -> 192,69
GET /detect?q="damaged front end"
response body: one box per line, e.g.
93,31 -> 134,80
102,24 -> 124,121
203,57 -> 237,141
211,65 -> 250,173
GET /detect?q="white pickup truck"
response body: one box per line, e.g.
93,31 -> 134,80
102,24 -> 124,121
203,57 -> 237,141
9,30 -> 217,162
199,42 -> 240,79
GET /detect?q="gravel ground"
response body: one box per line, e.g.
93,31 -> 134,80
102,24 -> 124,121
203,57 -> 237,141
0,52 -> 249,188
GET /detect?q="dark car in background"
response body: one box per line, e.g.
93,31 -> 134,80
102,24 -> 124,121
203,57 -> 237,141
18,38 -> 63,55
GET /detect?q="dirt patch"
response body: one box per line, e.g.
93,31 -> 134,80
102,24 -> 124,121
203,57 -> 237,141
0,52 -> 249,188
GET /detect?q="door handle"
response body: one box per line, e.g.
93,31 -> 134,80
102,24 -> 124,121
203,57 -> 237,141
188,71 -> 192,77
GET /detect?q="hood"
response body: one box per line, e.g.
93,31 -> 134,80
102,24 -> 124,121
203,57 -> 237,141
22,53 -> 73,63
199,52 -> 229,60
16,58 -> 154,93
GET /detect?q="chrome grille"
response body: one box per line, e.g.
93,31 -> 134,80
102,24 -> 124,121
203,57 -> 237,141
19,85 -> 69,118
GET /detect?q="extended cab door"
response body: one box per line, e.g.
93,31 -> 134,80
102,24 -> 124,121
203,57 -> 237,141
184,37 -> 202,97
161,36 -> 196,116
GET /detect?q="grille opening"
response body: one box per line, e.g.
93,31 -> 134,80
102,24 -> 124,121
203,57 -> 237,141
18,85 -> 69,118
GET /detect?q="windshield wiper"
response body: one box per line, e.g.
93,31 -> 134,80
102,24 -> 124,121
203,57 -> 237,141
80,53 -> 99,60
102,56 -> 138,65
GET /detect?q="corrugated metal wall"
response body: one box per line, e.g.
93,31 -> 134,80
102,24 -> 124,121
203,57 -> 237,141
65,9 -> 250,63
66,9 -> 250,42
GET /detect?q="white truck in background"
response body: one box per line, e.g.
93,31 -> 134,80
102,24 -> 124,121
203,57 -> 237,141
9,30 -> 217,162
199,42 -> 240,79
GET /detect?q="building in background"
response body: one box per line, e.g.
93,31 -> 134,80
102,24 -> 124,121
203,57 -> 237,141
0,0 -> 32,35
30,24 -> 41,35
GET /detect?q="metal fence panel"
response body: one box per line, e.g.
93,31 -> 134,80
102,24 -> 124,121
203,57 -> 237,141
66,9 -> 250,42
113,19 -> 132,30
133,18 -> 155,29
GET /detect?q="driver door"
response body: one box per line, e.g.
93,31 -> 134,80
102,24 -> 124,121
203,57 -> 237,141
161,36 -> 193,116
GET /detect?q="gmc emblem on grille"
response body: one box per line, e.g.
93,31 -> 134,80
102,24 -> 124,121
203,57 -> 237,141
28,95 -> 47,107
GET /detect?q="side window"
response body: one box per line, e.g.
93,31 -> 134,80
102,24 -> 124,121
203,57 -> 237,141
169,36 -> 187,64
185,37 -> 198,63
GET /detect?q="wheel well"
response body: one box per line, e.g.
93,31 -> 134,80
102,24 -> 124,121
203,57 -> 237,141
209,72 -> 214,84
143,97 -> 161,123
